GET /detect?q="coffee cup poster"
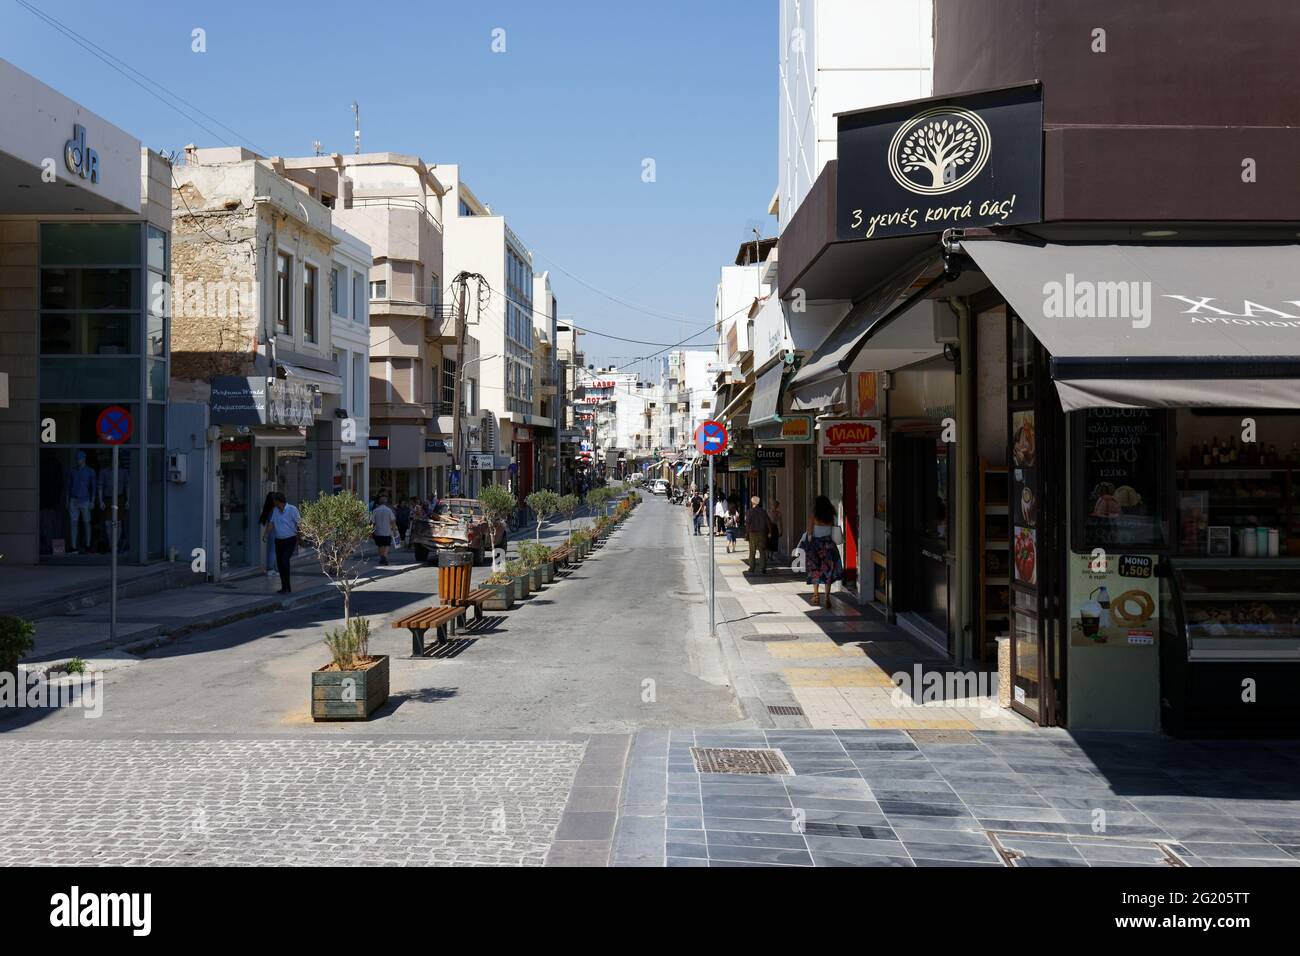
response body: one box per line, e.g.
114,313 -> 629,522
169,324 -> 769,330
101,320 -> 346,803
1068,552 -> 1159,649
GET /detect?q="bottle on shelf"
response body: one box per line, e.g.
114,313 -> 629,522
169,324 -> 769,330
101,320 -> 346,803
1201,441 -> 1211,466
1211,437 -> 1221,465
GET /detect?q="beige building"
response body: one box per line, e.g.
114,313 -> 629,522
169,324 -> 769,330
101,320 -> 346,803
170,146 -> 372,572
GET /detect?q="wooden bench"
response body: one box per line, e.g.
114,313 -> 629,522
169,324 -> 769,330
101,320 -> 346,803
551,545 -> 572,566
445,586 -> 499,623
392,605 -> 466,656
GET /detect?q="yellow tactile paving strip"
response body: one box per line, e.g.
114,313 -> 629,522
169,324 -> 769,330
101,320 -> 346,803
782,666 -> 897,688
765,643 -> 861,659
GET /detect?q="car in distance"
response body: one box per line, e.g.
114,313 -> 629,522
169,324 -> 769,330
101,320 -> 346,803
652,479 -> 670,496
408,497 -> 507,565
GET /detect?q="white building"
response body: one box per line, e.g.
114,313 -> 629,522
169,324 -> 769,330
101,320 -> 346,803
778,0 -> 933,232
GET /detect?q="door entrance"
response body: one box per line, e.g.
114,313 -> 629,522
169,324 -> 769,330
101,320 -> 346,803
894,431 -> 954,653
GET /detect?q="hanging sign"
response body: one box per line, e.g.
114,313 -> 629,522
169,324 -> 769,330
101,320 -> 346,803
819,419 -> 883,458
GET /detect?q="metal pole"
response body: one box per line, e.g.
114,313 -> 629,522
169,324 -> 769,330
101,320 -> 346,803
110,443 -> 119,644
708,453 -> 715,637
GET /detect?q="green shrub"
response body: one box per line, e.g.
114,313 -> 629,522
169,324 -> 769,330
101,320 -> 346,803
505,558 -> 527,578
0,617 -> 36,667
519,541 -> 552,568
322,616 -> 371,669
65,657 -> 87,675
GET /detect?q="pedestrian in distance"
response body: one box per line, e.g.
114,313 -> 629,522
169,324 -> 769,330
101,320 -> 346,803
745,495 -> 772,574
394,497 -> 412,549
724,501 -> 741,553
257,491 -> 278,576
800,494 -> 844,608
767,499 -> 783,563
371,495 -> 397,566
690,490 -> 706,535
713,493 -> 728,536
269,492 -> 302,595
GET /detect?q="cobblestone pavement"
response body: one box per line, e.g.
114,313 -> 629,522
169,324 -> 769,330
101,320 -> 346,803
0,736 -> 587,866
611,728 -> 1300,867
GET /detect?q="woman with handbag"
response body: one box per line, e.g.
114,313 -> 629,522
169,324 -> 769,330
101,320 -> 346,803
802,495 -> 843,608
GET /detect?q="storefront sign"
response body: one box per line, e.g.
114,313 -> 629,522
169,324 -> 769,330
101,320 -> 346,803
1068,552 -> 1160,649
753,414 -> 814,444
1073,408 -> 1170,550
854,371 -> 879,418
210,377 -> 314,428
424,438 -> 448,454
368,436 -> 388,449
837,84 -> 1042,241
64,123 -> 99,184
756,448 -> 786,468
468,453 -> 494,470
515,427 -> 533,442
819,419 -> 883,458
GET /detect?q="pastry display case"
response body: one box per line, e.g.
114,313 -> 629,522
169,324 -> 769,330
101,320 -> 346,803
1162,558 -> 1300,660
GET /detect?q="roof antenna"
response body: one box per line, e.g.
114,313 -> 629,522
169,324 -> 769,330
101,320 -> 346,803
351,101 -> 361,154
313,139 -> 322,156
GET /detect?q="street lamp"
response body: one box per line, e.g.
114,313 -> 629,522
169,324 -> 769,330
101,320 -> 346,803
452,353 -> 500,494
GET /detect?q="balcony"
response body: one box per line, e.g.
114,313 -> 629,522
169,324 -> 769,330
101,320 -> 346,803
424,305 -> 457,344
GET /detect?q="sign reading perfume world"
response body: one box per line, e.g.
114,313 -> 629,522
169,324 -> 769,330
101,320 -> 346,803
837,84 -> 1042,241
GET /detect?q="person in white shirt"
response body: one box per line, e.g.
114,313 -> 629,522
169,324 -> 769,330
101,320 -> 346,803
267,493 -> 302,594
370,495 -> 397,566
713,494 -> 727,536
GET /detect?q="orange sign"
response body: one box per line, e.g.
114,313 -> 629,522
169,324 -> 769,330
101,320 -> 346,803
819,419 -> 883,458
855,371 -> 879,417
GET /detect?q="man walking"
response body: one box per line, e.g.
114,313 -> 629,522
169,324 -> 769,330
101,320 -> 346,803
269,492 -> 301,594
745,495 -> 772,575
371,495 -> 397,565
690,489 -> 705,535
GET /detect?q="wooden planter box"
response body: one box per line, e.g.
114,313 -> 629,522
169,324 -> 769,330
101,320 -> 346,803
527,566 -> 543,590
483,581 -> 514,610
312,655 -> 389,721
511,575 -> 528,600
539,561 -> 555,584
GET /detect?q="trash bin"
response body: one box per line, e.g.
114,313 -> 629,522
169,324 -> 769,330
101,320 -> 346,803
438,550 -> 474,605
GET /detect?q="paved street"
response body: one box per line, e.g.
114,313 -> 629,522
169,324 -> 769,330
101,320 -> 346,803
4,496 -> 1300,868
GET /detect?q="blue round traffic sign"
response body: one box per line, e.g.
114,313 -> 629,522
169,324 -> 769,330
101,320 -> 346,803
96,405 -> 133,445
695,420 -> 728,456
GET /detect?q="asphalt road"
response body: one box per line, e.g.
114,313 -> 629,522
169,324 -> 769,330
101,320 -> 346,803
4,494 -> 744,736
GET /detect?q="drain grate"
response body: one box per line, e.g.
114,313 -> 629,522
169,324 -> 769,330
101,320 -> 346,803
907,729 -> 979,745
985,830 -> 1189,868
804,822 -> 893,839
691,747 -> 793,775
768,704 -> 805,716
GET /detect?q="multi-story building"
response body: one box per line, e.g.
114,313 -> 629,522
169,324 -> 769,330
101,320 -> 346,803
437,165 -> 550,497
556,321 -> 586,485
169,146 -> 372,573
0,59 -> 172,568
280,151 -> 462,503
528,270 -> 560,492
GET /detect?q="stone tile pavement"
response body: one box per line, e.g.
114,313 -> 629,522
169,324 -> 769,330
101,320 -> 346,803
687,526 -> 1029,732
611,728 -> 1300,867
0,736 -> 589,866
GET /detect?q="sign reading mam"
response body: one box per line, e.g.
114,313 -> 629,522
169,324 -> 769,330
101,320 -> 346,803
819,419 -> 883,458
837,84 -> 1042,241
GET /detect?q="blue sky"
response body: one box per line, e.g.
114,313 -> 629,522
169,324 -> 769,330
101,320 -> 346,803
2,0 -> 777,371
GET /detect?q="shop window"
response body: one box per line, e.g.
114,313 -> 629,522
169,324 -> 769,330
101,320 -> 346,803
40,268 -> 139,311
38,446 -> 136,558
303,264 -> 318,343
40,404 -> 140,445
147,359 -> 167,400
41,222 -> 141,266
39,313 -> 138,355
1072,407 -> 1172,552
40,358 -> 141,401
276,253 -> 293,335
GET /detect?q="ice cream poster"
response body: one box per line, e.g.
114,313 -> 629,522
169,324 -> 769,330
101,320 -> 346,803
1068,552 -> 1159,648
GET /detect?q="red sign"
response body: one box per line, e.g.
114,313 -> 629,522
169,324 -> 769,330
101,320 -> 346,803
96,405 -> 132,445
695,420 -> 728,455
819,419 -> 882,458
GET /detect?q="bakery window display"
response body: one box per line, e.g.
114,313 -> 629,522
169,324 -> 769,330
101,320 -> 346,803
1165,560 -> 1300,660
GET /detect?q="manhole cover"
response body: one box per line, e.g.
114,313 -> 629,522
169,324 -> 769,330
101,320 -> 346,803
907,729 -> 978,745
768,704 -> 805,716
986,831 -> 1188,867
691,747 -> 793,775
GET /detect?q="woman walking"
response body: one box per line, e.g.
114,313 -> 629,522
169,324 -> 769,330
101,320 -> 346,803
802,495 -> 843,608
724,501 -> 741,553
766,499 -> 783,564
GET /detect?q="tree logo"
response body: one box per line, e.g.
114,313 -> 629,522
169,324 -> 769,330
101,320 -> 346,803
887,106 -> 991,195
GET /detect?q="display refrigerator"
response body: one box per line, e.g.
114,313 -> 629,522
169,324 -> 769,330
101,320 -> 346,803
1159,557 -> 1300,736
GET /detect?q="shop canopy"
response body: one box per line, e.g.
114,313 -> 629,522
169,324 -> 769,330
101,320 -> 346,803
789,251 -> 948,410
963,239 -> 1300,411
280,362 -> 343,395
748,364 -> 786,426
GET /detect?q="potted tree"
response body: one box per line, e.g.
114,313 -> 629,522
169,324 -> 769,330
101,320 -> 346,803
481,569 -> 515,611
526,489 -> 560,542
299,491 -> 387,721
505,558 -> 530,600
477,483 -> 517,566
520,541 -> 554,585
0,617 -> 36,709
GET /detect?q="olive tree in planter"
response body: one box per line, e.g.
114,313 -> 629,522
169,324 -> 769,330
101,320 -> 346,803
478,483 -> 517,569
520,541 -> 554,585
526,489 -> 560,543
482,571 -> 515,611
299,491 -> 387,721
505,558 -> 529,600
558,494 -> 581,538
0,617 -> 36,709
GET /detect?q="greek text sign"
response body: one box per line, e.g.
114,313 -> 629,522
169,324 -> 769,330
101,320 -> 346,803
837,84 -> 1042,241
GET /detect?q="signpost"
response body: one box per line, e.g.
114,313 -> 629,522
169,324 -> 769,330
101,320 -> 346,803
96,405 -> 132,644
696,420 -> 728,637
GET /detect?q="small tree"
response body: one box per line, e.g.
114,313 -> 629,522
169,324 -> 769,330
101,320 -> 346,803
557,494 -> 581,535
298,491 -> 372,624
585,487 -> 608,519
478,483 -> 516,531
526,489 -> 560,541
